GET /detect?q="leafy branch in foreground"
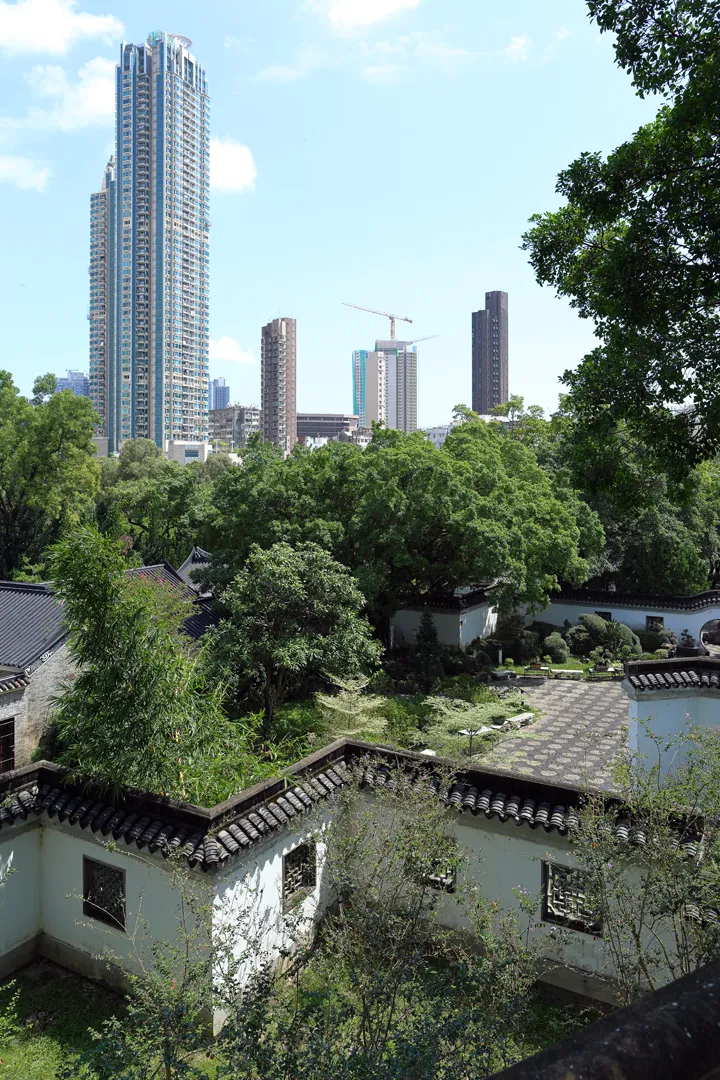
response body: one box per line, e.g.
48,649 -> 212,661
50,527 -> 254,806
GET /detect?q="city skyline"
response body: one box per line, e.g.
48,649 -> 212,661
89,31 -> 210,452
1,1 -> 660,425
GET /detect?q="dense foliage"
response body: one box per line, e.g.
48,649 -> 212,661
49,528 -> 272,805
523,0 -> 720,464
0,373 -> 100,580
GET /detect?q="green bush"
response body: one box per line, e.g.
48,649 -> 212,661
565,624 -> 592,656
603,620 -> 642,658
516,629 -> 540,661
638,628 -> 677,652
543,632 -> 569,663
578,613 -> 610,645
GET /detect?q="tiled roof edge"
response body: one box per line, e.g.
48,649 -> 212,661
624,657 -> 720,693
553,588 -> 720,613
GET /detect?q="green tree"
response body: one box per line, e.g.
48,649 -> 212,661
0,371 -> 100,579
574,725 -> 720,1006
50,527 -> 249,805
522,0 -> 720,464
213,542 -> 382,738
96,439 -> 220,568
202,423 -> 604,638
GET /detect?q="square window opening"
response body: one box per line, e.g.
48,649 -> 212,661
283,842 -> 317,910
0,718 -> 15,774
83,856 -> 126,930
542,861 -> 600,936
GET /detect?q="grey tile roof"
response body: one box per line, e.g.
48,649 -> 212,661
556,587 -> 720,613
625,657 -> 720,692
0,741 -> 664,871
0,673 -> 31,696
175,547 -> 212,592
0,582 -> 67,670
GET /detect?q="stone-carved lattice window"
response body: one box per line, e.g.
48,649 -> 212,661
542,861 -> 600,935
0,718 -> 15,774
83,856 -> 126,930
646,616 -> 664,632
282,842 -> 317,910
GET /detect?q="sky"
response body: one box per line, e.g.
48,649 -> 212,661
0,0 -> 660,426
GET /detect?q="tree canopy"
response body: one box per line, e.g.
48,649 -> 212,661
0,372 -> 100,579
211,541 -> 382,736
49,527 -> 251,805
523,0 -> 720,464
201,423 -> 603,633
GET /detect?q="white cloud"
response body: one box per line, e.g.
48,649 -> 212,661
18,56 -> 116,131
555,27 -> 572,40
209,337 -> 256,365
211,137 -> 257,193
310,0 -> 421,31
0,154 -> 52,191
361,63 -> 407,83
0,0 -> 122,55
255,49 -> 330,82
503,33 -> 532,62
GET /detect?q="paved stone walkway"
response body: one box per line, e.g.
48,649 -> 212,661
480,680 -> 628,790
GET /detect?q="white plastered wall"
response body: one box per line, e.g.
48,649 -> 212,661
533,601 -> 717,643
626,689 -> 720,769
0,824 -> 42,964
391,603 -> 498,649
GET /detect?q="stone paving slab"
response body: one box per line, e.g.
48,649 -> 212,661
480,680 -> 628,791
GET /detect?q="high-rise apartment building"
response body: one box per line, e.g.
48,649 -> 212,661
89,157 -> 114,428
208,377 -> 230,411
89,32 -> 210,453
352,350 -> 386,428
472,291 -> 509,415
261,318 -> 297,454
352,342 -> 418,433
56,370 -> 90,397
208,404 -> 260,447
378,340 -> 418,434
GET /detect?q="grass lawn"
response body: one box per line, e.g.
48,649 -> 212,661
0,961 -> 124,1079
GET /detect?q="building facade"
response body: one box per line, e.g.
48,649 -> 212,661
89,32 -> 210,453
472,291 -> 508,415
296,414 -> 358,445
352,349 -> 386,429
261,318 -> 297,454
208,377 -> 230,411
209,404 -> 260,448
377,340 -> 418,434
56,370 -> 90,398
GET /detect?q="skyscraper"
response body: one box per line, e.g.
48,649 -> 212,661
56,370 -> 90,397
89,32 -> 210,453
208,377 -> 230,411
352,341 -> 417,433
261,318 -> 297,454
378,340 -> 418,434
472,291 -> 509,415
352,349 -> 386,428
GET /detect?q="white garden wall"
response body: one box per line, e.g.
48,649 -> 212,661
533,600 -> 719,643
391,603 -> 498,649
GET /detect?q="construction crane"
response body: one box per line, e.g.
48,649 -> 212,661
405,334 -> 440,345
342,302 -> 412,340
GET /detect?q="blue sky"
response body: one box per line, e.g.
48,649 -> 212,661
0,0 -> 658,425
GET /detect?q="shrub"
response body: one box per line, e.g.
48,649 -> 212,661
578,613 -> 610,646
639,629 -> 677,652
543,632 -> 569,663
604,620 -> 642,658
516,629 -> 539,661
565,624 -> 592,656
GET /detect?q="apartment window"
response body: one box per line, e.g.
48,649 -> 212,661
0,718 -> 15,774
646,616 -> 664,633
282,842 -> 316,909
83,857 -> 126,930
542,861 -> 600,935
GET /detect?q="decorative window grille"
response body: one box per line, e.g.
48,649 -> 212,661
0,718 -> 15,774
646,616 -> 665,633
282,842 -> 316,908
542,861 -> 600,935
83,857 -> 126,930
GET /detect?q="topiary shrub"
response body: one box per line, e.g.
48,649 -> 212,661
578,613 -> 611,646
603,619 -> 642,658
543,632 -> 569,663
565,623 -> 592,656
516,629 -> 539,661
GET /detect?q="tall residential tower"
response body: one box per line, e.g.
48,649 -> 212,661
352,341 -> 417,433
89,32 -> 210,453
472,291 -> 508,415
261,318 -> 297,454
